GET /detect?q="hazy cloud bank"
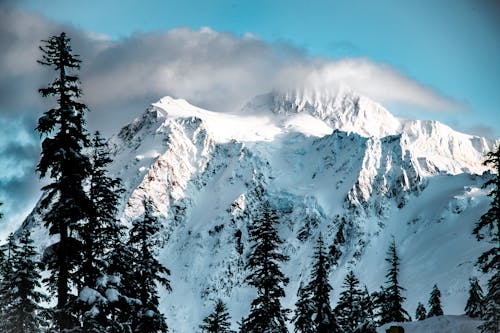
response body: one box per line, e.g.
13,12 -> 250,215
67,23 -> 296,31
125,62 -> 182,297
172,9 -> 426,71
0,7 -> 471,237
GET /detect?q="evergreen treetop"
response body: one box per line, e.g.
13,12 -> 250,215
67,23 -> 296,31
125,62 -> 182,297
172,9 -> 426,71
335,270 -> 364,333
427,285 -> 443,317
415,302 -> 426,321
200,299 -> 235,333
473,146 -> 500,273
464,277 -> 484,319
0,230 -> 48,333
242,200 -> 289,333
37,32 -> 91,332
382,238 -> 409,324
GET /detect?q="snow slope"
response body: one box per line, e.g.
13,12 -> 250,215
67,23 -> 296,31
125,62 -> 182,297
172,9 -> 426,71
23,88 -> 498,332
377,315 -> 483,333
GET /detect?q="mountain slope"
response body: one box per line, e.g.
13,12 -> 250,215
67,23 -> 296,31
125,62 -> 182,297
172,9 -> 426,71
24,89 -> 497,332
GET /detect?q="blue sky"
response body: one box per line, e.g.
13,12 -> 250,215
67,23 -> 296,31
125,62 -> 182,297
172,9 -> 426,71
18,0 -> 500,135
0,0 -> 499,236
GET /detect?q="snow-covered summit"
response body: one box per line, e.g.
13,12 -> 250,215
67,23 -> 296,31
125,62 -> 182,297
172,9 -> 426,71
23,89 -> 497,332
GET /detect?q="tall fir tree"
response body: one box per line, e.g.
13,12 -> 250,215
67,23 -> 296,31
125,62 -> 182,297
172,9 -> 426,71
472,146 -> 500,333
242,201 -> 289,333
473,146 -> 500,273
464,277 -> 484,319
0,234 -> 19,332
427,284 -> 443,317
200,299 -> 235,333
37,32 -> 91,332
414,303 -> 426,321
293,234 -> 341,333
335,270 -> 364,333
292,283 -> 314,333
128,201 -> 171,333
381,239 -> 409,324
1,230 -> 48,333
76,131 -> 127,332
479,271 -> 499,333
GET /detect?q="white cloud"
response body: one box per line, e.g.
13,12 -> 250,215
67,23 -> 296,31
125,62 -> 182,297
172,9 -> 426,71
0,7 -> 469,234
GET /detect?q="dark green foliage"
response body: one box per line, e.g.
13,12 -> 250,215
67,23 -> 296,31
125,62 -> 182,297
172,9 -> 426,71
380,239 -> 410,324
76,132 -> 129,332
464,277 -> 484,319
292,284 -> 314,333
335,271 -> 365,333
200,299 -> 235,333
473,146 -> 500,333
128,202 -> 171,333
37,32 -> 91,332
427,285 -> 443,317
242,201 -> 289,333
293,235 -> 341,333
479,270 -> 500,333
415,302 -> 426,321
473,146 -> 500,274
0,231 -> 48,333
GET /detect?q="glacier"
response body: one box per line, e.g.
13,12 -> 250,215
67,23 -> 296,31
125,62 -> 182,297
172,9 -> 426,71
22,88 -> 498,332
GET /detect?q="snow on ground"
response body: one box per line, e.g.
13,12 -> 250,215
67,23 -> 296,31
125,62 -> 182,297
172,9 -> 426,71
377,315 -> 482,333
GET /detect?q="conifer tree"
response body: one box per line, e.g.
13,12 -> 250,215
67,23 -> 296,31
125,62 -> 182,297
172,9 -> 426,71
293,234 -> 341,333
359,286 -> 375,325
472,146 -> 500,333
427,284 -> 443,317
37,32 -> 91,332
415,303 -> 426,321
371,287 -> 389,326
473,146 -> 500,273
75,132 -> 127,332
464,277 -> 484,319
308,235 -> 341,333
242,201 -> 289,333
292,284 -> 314,333
1,230 -> 48,333
479,271 -> 499,333
381,239 -> 409,324
0,234 -> 18,332
200,299 -> 235,333
129,201 -> 171,333
335,270 -> 364,333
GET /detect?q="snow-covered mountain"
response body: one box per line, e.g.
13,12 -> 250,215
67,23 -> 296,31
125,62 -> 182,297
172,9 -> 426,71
24,88 -> 497,332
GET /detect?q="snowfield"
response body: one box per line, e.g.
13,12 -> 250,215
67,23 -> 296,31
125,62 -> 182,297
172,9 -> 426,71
22,88 -> 498,332
377,315 -> 483,333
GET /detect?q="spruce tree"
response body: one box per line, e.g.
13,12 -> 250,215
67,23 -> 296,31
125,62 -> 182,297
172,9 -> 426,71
200,299 -> 235,333
473,146 -> 500,273
76,132 -> 126,332
382,239 -> 409,324
1,230 -> 48,333
427,284 -> 443,317
335,270 -> 364,333
292,284 -> 314,333
371,287 -> 389,325
0,234 -> 18,332
472,146 -> 500,333
464,277 -> 484,319
242,201 -> 289,333
129,201 -> 171,333
293,234 -> 341,333
37,32 -> 91,332
359,286 -> 375,325
479,271 -> 499,333
415,302 -> 426,321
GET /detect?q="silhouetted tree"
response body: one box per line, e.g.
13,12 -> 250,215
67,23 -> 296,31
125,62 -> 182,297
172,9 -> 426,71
464,277 -> 484,319
200,299 -> 234,333
415,303 -> 426,321
37,32 -> 91,332
242,201 -> 289,333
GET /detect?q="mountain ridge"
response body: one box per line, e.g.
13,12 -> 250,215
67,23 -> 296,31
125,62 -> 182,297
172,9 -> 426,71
22,89 -> 497,331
